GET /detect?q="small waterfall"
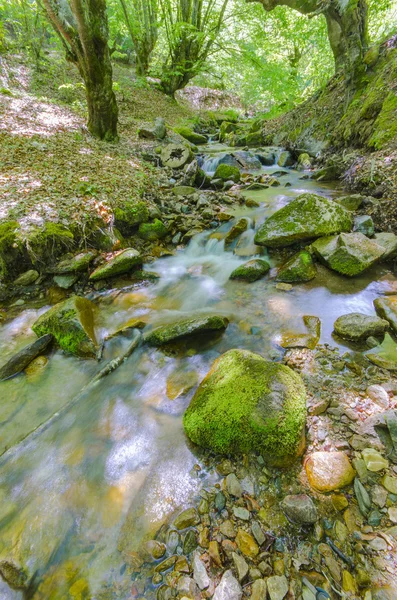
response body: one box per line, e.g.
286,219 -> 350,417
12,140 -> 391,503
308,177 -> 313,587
201,154 -> 225,174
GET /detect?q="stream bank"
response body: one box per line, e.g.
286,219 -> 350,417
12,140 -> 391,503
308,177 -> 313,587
1,134 -> 397,600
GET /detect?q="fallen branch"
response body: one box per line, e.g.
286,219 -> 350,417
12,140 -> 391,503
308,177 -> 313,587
0,331 -> 142,463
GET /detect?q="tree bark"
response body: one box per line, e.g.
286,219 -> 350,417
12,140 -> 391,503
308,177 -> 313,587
42,0 -> 118,141
247,0 -> 369,86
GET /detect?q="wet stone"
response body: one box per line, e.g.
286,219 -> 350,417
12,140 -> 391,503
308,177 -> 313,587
267,575 -> 288,600
236,529 -> 259,558
233,507 -> 250,521
155,555 -> 178,573
333,313 -> 389,342
381,474 -> 397,494
209,540 -> 222,567
232,552 -> 249,582
250,579 -> 267,600
215,491 -> 226,511
173,507 -> 200,530
220,520 -> 236,538
354,478 -> 371,516
362,448 -> 388,472
146,540 -> 166,560
280,494 -> 318,525
192,551 -> 210,590
305,452 -> 356,492
251,521 -> 266,546
213,570 -> 242,600
166,530 -> 180,553
183,530 -> 197,555
226,474 -> 243,498
367,384 -> 390,408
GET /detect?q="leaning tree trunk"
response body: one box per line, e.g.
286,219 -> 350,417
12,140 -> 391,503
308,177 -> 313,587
42,0 -> 118,141
247,0 -> 368,86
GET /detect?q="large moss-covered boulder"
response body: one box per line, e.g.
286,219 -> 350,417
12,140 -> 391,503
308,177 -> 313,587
174,126 -> 207,145
138,219 -> 168,241
334,313 -> 389,341
27,223 -> 74,266
51,250 -> 97,274
276,250 -> 316,283
145,315 -> 228,346
89,248 -> 142,281
32,296 -> 98,357
183,349 -> 306,465
214,164 -> 241,183
254,194 -> 353,248
229,259 -> 270,282
312,232 -> 385,276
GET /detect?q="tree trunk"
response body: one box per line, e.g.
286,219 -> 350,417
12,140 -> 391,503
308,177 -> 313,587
42,0 -> 118,141
247,0 -> 368,85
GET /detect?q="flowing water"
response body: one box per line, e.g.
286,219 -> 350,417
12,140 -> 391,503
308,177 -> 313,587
0,146 -> 396,598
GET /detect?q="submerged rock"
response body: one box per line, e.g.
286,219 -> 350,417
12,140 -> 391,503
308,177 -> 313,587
225,218 -> 249,246
281,494 -> 318,525
333,313 -> 389,341
229,259 -> 270,282
374,296 -> 397,333
0,334 -> 53,381
305,452 -> 356,492
89,248 -> 142,281
144,315 -> 229,346
254,194 -> 353,248
365,333 -> 397,371
32,296 -> 98,358
312,232 -> 385,276
276,250 -> 316,283
267,575 -> 289,600
279,315 -> 321,350
213,570 -> 242,600
183,349 -> 306,465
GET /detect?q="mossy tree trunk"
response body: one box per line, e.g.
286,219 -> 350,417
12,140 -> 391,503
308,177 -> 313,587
42,0 -> 118,141
248,0 -> 369,87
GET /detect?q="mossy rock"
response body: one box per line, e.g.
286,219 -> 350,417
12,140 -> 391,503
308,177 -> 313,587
297,153 -> 311,170
174,127 -> 207,145
369,91 -> 397,150
219,121 -> 238,142
245,132 -> 263,147
337,194 -> 364,211
225,218 -> 249,245
27,223 -> 74,266
276,250 -> 317,283
89,248 -> 142,281
32,296 -> 98,357
277,151 -> 294,167
333,313 -> 389,342
114,201 -> 149,233
214,164 -> 241,183
254,193 -> 353,248
0,221 -> 23,281
138,219 -> 168,241
229,259 -> 270,282
51,250 -> 97,274
183,349 -> 306,465
312,232 -> 385,276
144,314 -> 229,346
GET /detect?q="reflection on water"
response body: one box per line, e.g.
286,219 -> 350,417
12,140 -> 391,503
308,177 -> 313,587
0,154 -> 395,598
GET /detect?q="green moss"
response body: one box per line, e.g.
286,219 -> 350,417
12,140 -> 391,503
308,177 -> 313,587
369,92 -> 397,150
27,223 -> 74,265
174,127 -> 207,145
214,164 -> 241,183
276,250 -> 317,283
114,201 -> 149,232
183,349 -> 306,464
0,221 -> 22,281
229,259 -> 270,282
245,132 -> 263,147
145,315 -> 229,346
32,296 -> 97,357
138,219 -> 168,241
219,121 -> 238,142
254,193 -> 353,248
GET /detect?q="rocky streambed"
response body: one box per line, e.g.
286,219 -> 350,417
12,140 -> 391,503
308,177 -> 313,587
1,133 -> 397,599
